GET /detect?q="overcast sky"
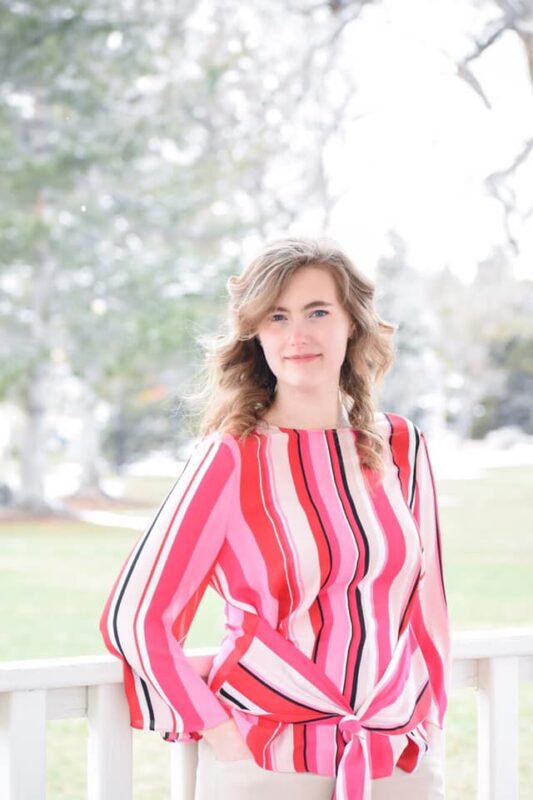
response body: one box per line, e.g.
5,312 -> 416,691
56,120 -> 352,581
312,0 -> 533,283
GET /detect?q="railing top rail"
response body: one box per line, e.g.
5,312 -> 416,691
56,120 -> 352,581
0,654 -> 122,692
451,627 -> 533,659
1,628 -> 532,693
0,651 -> 214,692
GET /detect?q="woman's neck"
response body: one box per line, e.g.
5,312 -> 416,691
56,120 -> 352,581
262,395 -> 349,430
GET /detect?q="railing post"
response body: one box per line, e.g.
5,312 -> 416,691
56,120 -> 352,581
170,741 -> 198,800
87,683 -> 132,800
0,689 -> 47,800
477,655 -> 519,800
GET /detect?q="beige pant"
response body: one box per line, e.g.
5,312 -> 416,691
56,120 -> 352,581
372,753 -> 445,799
194,737 -> 445,800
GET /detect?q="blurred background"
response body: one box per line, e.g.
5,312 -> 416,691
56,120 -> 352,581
1,1 -> 532,798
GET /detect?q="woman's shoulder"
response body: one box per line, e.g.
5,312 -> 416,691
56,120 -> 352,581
374,412 -> 424,465
374,410 -> 422,437
185,429 -> 242,467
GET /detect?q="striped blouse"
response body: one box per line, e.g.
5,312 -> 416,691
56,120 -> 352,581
99,412 -> 451,800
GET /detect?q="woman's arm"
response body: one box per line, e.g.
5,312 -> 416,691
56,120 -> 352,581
199,718 -> 254,760
410,429 -> 452,730
99,434 -> 238,741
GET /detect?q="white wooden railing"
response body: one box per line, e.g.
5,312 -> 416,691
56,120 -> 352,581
1,628 -> 532,800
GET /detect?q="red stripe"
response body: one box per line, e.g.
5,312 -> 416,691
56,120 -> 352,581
386,414 -> 413,505
293,723 -> 307,771
240,436 -> 296,618
122,664 -> 144,727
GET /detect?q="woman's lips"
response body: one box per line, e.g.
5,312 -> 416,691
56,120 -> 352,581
285,354 -> 321,361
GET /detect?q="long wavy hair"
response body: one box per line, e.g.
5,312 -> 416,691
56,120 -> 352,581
184,236 -> 397,471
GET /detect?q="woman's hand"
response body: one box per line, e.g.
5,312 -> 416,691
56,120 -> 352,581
426,721 -> 444,759
199,718 -> 254,762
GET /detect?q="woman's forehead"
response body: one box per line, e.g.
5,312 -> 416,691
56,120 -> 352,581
272,266 -> 344,306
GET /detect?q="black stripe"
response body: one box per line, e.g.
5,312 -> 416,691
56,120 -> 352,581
292,430 -> 333,663
219,686 -> 339,726
111,475 -> 183,657
421,434 -> 448,606
140,677 -> 155,730
398,566 -> 422,634
364,680 -> 430,733
331,430 -> 369,709
236,661 -> 334,716
385,413 -> 419,510
219,686 -> 249,709
110,452 -> 197,732
410,425 -> 421,509
302,720 -> 309,770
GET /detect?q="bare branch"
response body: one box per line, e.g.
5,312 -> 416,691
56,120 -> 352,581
486,136 -> 533,184
485,137 -> 533,254
450,2 -> 533,106
462,22 -> 509,66
284,0 -> 374,17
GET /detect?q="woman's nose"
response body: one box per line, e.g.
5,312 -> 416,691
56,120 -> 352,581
287,319 -> 310,342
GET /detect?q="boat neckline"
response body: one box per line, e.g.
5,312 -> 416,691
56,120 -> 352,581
255,421 -> 356,434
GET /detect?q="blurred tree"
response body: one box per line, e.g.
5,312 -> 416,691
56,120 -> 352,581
0,0 -> 373,509
468,252 -> 533,436
427,266 -> 476,436
487,333 -> 533,432
374,232 -> 445,431
428,246 -> 533,438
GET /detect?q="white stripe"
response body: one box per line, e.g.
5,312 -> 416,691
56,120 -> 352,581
242,637 -> 347,715
133,435 -> 223,728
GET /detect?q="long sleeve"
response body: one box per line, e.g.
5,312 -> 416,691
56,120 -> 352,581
99,432 -> 238,739
384,416 -> 452,773
409,428 -> 451,729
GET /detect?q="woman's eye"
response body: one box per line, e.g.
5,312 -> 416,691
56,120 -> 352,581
269,310 -> 328,322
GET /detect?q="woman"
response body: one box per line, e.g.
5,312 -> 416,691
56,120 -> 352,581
100,237 -> 451,800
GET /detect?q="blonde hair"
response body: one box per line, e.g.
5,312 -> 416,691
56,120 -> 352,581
184,236 -> 396,471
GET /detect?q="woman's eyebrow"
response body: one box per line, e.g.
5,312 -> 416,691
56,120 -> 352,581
271,300 -> 334,312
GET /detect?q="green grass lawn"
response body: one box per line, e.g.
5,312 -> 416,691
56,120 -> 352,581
1,466 -> 532,798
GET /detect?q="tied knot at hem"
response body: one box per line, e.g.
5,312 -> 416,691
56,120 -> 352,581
339,714 -> 365,742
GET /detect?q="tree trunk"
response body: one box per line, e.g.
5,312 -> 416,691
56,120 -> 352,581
72,381 -> 108,499
17,364 -> 54,513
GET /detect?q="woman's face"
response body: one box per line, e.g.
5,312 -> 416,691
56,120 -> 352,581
255,266 -> 354,395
